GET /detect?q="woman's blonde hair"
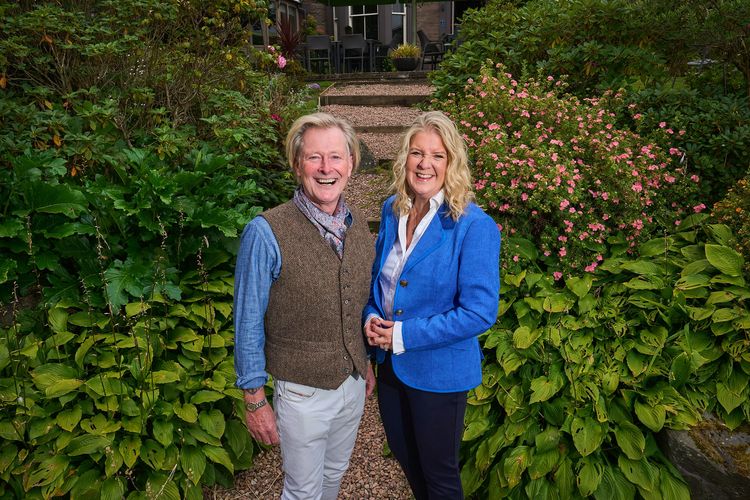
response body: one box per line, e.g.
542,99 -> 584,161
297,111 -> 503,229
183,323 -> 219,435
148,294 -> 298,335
391,111 -> 473,220
285,112 -> 360,173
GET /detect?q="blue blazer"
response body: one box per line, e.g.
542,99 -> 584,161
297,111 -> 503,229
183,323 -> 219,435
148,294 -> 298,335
364,195 -> 501,393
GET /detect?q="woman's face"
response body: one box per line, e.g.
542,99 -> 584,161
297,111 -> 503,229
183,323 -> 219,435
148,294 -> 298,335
405,129 -> 448,204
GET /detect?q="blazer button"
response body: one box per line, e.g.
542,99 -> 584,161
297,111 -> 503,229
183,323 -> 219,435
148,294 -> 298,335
399,280 -> 408,287
395,309 -> 403,316
344,299 -> 350,305
343,355 -> 349,361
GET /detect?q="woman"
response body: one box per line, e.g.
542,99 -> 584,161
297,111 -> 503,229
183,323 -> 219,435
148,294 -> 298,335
364,111 -> 501,499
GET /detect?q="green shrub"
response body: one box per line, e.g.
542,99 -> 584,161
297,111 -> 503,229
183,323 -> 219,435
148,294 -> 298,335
434,63 -> 700,274
623,87 -> 750,204
713,171 -> 750,277
434,0 -> 750,101
462,215 -> 750,498
432,0 -> 750,204
0,1 -> 305,497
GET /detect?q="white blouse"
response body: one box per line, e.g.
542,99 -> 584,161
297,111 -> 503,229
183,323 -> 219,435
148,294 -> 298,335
375,191 -> 445,354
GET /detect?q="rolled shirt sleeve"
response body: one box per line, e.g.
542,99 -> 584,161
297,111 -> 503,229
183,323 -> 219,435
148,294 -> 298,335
233,216 -> 281,389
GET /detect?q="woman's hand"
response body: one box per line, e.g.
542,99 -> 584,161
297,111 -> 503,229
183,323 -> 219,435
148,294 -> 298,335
367,318 -> 395,351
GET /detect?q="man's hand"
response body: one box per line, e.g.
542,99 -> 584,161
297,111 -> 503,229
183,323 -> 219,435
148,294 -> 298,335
365,362 -> 376,397
244,390 -> 280,445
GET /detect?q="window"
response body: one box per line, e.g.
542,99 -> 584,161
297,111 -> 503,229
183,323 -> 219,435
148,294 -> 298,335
391,3 -> 406,44
349,6 -> 378,40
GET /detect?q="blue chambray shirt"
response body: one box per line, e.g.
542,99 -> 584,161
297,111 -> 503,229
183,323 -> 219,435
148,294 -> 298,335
233,217 -> 281,389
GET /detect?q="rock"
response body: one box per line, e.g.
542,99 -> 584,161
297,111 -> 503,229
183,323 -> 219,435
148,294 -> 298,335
658,414 -> 750,499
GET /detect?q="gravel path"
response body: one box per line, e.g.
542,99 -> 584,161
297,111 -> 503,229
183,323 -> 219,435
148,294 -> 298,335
323,83 -> 433,96
205,397 -> 412,500
346,171 -> 393,221
321,105 -> 422,128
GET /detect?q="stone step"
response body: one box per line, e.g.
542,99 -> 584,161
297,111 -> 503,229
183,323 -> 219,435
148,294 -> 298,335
355,125 -> 406,134
320,82 -> 433,107
320,94 -> 428,107
320,105 -> 419,132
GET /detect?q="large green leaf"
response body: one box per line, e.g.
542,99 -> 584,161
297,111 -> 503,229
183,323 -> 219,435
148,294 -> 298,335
503,445 -> 531,488
204,445 -> 234,474
150,370 -> 180,384
198,409 -> 226,439
554,457 -> 575,499
618,456 -> 659,492
28,182 -> 88,216
181,445 -> 207,484
716,382 -> 745,413
101,477 -> 126,500
66,434 -> 112,456
614,422 -> 645,460
528,449 -> 559,479
23,455 -> 69,490
705,244 -> 744,277
119,435 -> 141,468
31,363 -> 78,390
140,439 -> 166,469
529,370 -> 565,404
634,401 -> 666,432
46,378 -> 84,398
56,406 -> 83,432
145,474 -> 181,500
593,465 -> 636,500
566,275 -> 593,298
659,468 -> 691,500
174,402 -> 199,423
80,414 -> 122,435
571,417 -> 606,457
190,390 -> 225,404
513,326 -> 541,349
152,419 -> 174,447
577,457 -> 603,496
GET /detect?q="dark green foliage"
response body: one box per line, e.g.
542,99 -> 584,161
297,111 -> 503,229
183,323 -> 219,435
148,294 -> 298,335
713,170 -> 750,278
463,217 -> 750,498
0,0 -> 305,497
432,0 -> 750,203
624,87 -> 750,205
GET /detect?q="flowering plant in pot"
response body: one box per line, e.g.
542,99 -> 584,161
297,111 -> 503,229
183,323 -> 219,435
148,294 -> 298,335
390,43 -> 421,71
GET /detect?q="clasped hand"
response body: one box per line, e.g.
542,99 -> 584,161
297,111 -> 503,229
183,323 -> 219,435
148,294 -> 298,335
365,317 -> 395,351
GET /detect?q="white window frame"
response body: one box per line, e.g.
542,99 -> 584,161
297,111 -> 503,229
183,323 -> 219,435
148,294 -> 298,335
348,5 -> 379,40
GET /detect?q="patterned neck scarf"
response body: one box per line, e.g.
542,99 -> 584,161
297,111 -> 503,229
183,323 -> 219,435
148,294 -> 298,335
293,186 -> 350,259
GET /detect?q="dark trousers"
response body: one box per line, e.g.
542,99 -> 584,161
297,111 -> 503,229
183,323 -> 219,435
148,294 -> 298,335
377,354 -> 467,500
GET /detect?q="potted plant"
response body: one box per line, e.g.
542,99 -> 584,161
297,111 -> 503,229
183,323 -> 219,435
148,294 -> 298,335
389,43 -> 421,71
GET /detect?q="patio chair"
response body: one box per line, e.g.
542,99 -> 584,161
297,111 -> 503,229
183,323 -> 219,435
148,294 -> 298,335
341,34 -> 368,72
374,38 -> 399,72
305,35 -> 333,74
417,30 -> 444,70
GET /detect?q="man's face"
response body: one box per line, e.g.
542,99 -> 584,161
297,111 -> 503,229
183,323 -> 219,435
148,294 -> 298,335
295,127 -> 353,215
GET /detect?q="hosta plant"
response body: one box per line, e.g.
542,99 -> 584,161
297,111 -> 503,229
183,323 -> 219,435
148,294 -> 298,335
461,214 -> 750,498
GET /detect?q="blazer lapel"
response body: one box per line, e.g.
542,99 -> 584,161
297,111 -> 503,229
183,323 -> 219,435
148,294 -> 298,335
403,203 -> 455,274
372,207 -> 398,313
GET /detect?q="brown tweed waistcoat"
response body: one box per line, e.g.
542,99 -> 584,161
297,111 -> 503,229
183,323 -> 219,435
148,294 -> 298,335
260,200 -> 374,389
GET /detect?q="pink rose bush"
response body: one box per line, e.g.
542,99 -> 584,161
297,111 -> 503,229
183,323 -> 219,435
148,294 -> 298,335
436,63 -> 699,273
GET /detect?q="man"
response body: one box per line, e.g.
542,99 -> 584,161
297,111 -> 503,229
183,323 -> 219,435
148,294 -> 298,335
234,112 -> 375,500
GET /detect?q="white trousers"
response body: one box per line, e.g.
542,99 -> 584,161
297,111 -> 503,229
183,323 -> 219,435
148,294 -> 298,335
274,374 -> 366,500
